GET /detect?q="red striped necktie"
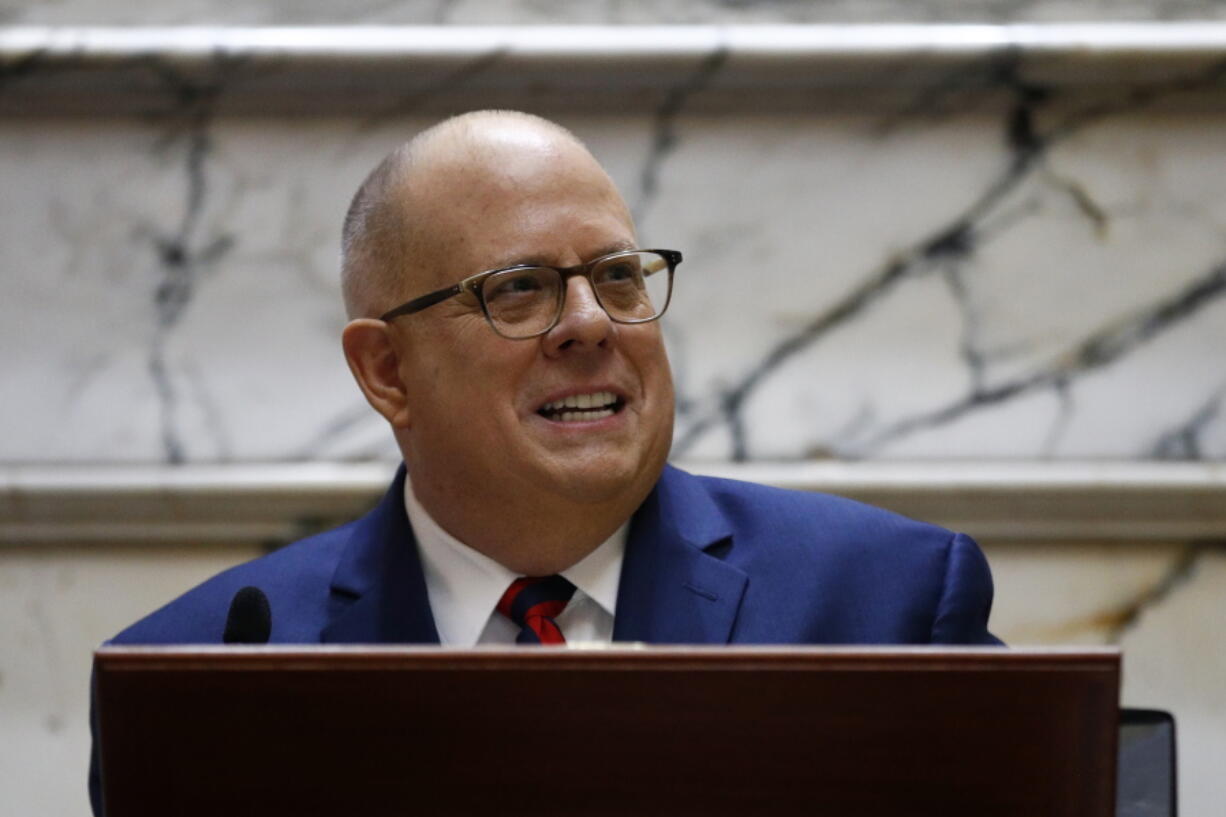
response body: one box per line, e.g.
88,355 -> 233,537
497,575 -> 577,645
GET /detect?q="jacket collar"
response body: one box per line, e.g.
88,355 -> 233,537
321,466 -> 441,644
319,463 -> 748,646
613,465 -> 748,644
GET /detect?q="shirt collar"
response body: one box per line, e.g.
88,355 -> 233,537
560,520 -> 624,618
404,476 -> 625,647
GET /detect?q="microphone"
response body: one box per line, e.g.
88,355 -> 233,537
222,586 -> 272,644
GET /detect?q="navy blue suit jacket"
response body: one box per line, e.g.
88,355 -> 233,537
91,464 -> 999,812
107,464 -> 999,647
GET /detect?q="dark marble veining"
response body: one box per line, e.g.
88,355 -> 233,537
856,258 -> 1226,456
670,55 -> 1226,461
632,46 -> 728,226
142,58 -> 240,462
1107,539 -> 1222,643
1152,387 -> 1226,460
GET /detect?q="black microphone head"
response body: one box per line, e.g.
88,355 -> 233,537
223,586 -> 272,644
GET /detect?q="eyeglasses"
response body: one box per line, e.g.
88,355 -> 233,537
379,249 -> 682,340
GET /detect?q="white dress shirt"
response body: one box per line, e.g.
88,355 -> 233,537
403,478 -> 624,647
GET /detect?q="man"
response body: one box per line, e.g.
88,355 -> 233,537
90,110 -> 998,810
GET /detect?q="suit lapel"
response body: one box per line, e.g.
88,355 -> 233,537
321,466 -> 441,644
613,465 -> 748,644
319,464 -> 745,645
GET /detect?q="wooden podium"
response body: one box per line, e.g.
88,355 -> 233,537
94,646 -> 1119,816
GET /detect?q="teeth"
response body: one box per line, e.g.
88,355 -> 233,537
557,408 -> 614,423
542,391 -> 617,413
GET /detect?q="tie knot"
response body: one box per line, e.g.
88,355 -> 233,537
497,575 -> 577,644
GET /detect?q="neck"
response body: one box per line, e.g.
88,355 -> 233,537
405,468 -> 649,576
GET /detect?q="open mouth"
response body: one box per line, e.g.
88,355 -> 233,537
537,390 -> 624,422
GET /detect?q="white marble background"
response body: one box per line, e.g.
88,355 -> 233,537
4,105 -> 1226,464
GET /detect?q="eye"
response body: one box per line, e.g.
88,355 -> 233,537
605,262 -> 637,281
598,260 -> 644,287
486,270 -> 547,301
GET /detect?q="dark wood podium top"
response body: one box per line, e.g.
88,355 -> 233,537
95,646 -> 1119,817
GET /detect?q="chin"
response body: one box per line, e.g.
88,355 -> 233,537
542,456 -> 658,506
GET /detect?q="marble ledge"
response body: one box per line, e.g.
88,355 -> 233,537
2,461 -> 1224,546
3,23 -> 1226,114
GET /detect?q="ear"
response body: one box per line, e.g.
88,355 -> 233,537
342,319 -> 412,428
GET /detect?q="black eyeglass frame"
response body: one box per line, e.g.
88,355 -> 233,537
378,248 -> 683,340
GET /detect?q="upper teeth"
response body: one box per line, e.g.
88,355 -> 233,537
542,391 -> 617,412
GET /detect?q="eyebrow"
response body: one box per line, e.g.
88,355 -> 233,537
489,242 -> 638,271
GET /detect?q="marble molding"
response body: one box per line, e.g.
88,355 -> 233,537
5,0 -> 1226,26
3,461 -> 1226,544
5,24 -> 1226,115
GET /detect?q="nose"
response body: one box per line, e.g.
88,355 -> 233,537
541,276 -> 613,356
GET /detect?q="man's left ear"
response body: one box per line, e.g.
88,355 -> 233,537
341,319 -> 412,428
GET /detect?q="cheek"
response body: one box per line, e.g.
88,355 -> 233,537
630,332 -> 673,391
407,317 -> 537,422
443,352 -> 532,432
400,357 -> 441,402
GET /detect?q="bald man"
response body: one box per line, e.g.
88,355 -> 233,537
90,111 -> 999,813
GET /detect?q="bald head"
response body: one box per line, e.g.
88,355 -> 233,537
340,111 -> 619,319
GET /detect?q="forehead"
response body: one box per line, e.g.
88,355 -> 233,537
404,137 -> 636,283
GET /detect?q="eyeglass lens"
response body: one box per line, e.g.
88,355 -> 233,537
480,251 -> 672,338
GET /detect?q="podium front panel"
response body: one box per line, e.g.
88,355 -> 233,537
95,646 -> 1119,817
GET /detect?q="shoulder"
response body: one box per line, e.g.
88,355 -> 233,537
681,467 -> 955,555
658,466 -> 997,643
109,521 -> 356,646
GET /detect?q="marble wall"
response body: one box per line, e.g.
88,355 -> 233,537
4,50 -> 1226,464
11,108 -> 1226,465
1,16 -> 1225,817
